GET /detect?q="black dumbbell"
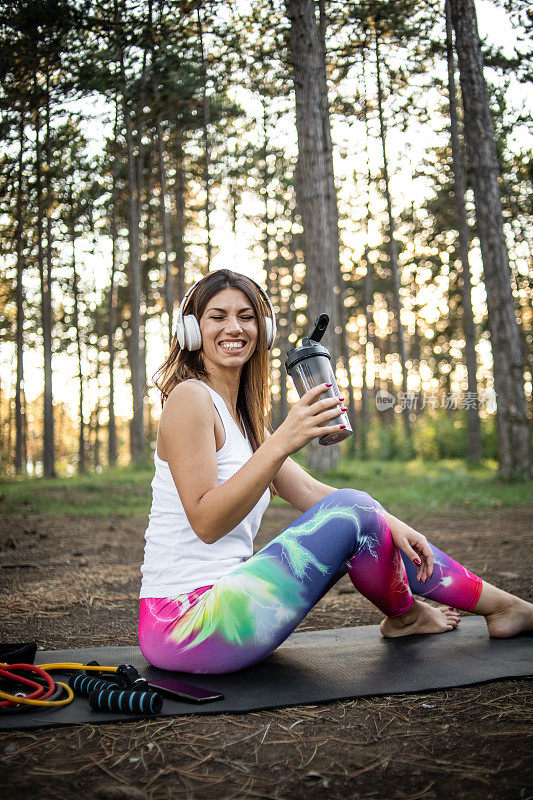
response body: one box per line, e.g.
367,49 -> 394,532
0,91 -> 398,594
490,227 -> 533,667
69,674 -> 122,697
89,686 -> 163,715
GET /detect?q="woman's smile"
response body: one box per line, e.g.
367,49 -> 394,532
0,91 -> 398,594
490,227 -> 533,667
218,340 -> 247,353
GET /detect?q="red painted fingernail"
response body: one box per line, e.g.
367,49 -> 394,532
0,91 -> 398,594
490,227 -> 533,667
339,425 -> 346,429
325,383 -> 332,387
414,558 -> 421,565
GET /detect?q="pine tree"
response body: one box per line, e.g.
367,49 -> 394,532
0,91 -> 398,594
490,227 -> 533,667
284,0 -> 343,473
448,0 -> 531,478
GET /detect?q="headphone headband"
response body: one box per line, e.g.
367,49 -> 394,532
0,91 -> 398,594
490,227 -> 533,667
173,272 -> 276,351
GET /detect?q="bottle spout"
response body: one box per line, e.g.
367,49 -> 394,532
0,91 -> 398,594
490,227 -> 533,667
308,314 -> 329,343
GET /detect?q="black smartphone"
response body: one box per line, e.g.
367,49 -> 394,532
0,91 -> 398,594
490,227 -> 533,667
148,677 -> 224,704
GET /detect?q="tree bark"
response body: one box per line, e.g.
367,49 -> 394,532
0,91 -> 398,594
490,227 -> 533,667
261,96 -> 271,291
34,74 -> 55,478
445,0 -> 483,461
42,72 -> 56,477
448,0 -> 531,477
361,246 -> 373,456
375,31 -> 411,442
173,130 -> 186,303
93,355 -> 102,471
360,47 -> 375,457
15,109 -> 25,474
152,72 -> 173,344
107,102 -> 119,468
120,50 -> 145,463
285,0 -> 342,474
71,223 -> 86,474
197,7 -> 211,270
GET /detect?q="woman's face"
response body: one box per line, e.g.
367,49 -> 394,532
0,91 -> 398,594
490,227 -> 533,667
199,287 -> 259,370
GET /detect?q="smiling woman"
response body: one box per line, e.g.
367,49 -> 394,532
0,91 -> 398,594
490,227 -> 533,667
138,268 -> 533,675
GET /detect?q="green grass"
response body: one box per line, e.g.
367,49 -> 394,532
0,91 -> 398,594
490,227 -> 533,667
0,458 -> 531,519
313,457 -> 533,518
0,464 -> 154,518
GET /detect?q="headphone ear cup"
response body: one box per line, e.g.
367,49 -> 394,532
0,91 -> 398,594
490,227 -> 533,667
182,314 -> 202,351
265,317 -> 273,350
175,315 -> 185,349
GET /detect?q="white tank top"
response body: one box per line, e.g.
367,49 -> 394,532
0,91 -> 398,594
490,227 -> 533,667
139,379 -> 271,598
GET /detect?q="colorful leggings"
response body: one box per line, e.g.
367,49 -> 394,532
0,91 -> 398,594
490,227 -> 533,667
138,488 -> 483,674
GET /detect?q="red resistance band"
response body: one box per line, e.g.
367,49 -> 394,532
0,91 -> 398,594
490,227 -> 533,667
0,663 -> 56,709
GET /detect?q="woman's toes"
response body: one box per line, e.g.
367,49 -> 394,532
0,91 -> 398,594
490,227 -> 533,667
443,609 -> 460,627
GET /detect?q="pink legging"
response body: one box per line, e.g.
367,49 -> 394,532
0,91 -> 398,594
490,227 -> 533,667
139,488 -> 483,674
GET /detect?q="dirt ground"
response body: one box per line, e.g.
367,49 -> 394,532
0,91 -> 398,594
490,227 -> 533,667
0,505 -> 532,800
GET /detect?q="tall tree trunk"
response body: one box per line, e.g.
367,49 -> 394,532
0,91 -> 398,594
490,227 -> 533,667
375,31 -> 411,442
261,96 -> 271,291
71,221 -> 85,474
445,0 -> 483,461
6,368 -> 13,471
93,354 -> 102,471
360,47 -> 374,457
448,0 -> 531,477
197,7 -> 211,270
135,22 -> 150,437
35,76 -> 55,478
285,0 -> 341,474
277,261 -> 295,432
42,73 -> 56,476
152,73 -> 173,344
140,149 -> 152,413
173,130 -> 186,302
260,95 -> 278,419
361,246 -> 373,456
339,293 -> 357,459
15,109 -> 25,474
277,205 -> 299,431
319,0 -> 351,454
121,59 -> 145,463
22,387 -> 28,469
409,269 -> 423,414
108,103 -> 119,468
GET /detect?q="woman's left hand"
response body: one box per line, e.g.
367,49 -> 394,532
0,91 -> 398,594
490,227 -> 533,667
381,510 -> 434,583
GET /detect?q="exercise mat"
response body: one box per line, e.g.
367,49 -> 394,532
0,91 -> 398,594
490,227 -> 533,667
1,617 -> 531,730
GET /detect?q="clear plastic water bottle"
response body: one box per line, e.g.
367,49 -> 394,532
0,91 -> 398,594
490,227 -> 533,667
285,314 -> 353,446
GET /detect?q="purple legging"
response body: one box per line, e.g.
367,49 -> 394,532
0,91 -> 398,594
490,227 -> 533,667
139,488 -> 483,674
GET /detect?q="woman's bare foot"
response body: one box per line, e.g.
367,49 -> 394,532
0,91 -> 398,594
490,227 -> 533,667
468,581 -> 533,638
483,596 -> 533,638
380,599 -> 461,638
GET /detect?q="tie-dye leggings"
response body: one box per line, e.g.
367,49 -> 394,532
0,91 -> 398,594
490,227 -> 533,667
138,488 -> 483,674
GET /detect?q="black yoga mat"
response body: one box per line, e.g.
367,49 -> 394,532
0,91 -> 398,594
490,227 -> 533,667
1,617 -> 531,730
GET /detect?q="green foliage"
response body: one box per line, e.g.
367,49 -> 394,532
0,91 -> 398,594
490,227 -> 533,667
358,411 -> 500,462
366,420 -> 415,461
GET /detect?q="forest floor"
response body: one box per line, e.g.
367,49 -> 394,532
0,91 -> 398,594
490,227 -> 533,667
1,489 -> 532,800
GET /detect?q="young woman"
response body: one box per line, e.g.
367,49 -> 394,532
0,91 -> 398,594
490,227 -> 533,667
139,269 -> 533,674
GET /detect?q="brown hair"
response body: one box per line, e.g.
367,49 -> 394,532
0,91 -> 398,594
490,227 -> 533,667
153,269 -> 278,496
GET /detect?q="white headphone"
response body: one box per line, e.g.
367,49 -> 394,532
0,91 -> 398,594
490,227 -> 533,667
174,274 -> 277,351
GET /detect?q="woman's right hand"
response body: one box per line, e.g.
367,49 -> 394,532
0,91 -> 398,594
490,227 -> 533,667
273,384 -> 346,456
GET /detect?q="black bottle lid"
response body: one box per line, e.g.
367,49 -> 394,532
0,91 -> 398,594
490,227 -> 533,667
285,337 -> 331,373
285,313 -> 331,374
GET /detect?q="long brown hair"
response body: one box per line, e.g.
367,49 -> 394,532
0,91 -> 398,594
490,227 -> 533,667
153,269 -> 278,496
